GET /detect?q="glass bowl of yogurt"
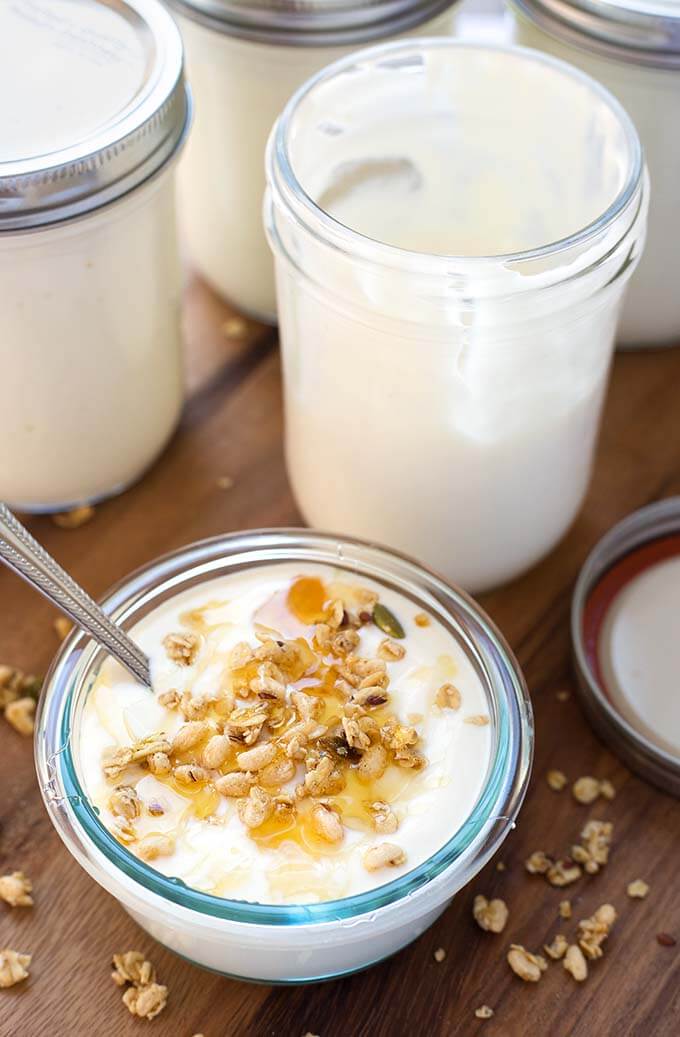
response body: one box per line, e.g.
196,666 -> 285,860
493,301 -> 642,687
36,529 -> 532,982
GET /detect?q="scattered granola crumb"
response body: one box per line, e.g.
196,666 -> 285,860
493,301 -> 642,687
222,317 -> 247,340
563,944 -> 588,982
113,951 -> 167,1021
112,951 -> 156,988
496,861 -> 507,872
572,776 -> 615,805
544,933 -> 568,960
578,904 -> 617,960
525,850 -> 552,875
0,872 -> 33,908
52,505 -> 95,529
627,879 -> 650,899
0,665 -> 41,709
473,895 -> 509,934
547,857 -> 582,887
464,714 -> 489,726
4,696 -> 35,736
122,982 -> 168,1021
163,631 -> 200,666
54,616 -> 73,641
363,843 -> 406,872
507,945 -> 547,982
475,1006 -> 494,1020
559,900 -> 572,920
656,933 -> 676,947
414,613 -> 430,628
572,776 -> 601,804
434,947 -> 446,963
547,769 -> 567,791
436,683 -> 462,710
556,689 -> 571,702
572,819 -> 613,875
0,948 -> 31,988
216,475 -> 234,491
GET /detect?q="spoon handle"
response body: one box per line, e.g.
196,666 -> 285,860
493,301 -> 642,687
0,504 -> 151,688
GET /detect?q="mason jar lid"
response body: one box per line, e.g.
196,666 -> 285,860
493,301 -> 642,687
572,498 -> 680,796
0,0 -> 190,231
512,0 -> 680,68
166,0 -> 457,45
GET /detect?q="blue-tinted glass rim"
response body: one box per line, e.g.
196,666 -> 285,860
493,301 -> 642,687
39,528 -> 533,927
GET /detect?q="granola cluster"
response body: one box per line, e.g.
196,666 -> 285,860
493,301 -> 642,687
0,949 -> 31,988
0,871 -> 33,908
111,950 -> 167,1021
524,818 -> 613,887
0,664 -> 40,737
100,584 -> 459,875
505,903 -> 617,986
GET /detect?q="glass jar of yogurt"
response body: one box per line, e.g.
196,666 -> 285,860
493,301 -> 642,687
166,0 -> 458,321
265,40 -> 648,592
510,0 -> 680,348
0,0 -> 190,513
36,529 -> 532,982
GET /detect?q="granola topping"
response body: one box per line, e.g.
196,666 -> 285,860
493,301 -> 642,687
81,564 -> 491,904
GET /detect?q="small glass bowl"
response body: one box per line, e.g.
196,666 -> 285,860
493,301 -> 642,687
35,529 -> 533,983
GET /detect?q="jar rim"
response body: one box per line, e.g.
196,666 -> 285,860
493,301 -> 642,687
36,528 -> 533,927
510,0 -> 680,69
0,0 -> 190,231
167,0 -> 457,46
267,38 -> 644,281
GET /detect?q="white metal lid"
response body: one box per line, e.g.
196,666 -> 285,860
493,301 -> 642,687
0,0 -> 190,231
167,0 -> 457,45
512,0 -> 680,67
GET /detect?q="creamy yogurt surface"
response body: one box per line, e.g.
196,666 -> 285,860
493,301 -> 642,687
80,563 -> 492,904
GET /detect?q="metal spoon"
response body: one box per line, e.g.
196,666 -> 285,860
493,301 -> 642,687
0,503 -> 151,688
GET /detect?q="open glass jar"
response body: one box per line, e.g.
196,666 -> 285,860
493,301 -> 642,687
167,0 -> 458,321
0,0 -> 190,513
510,0 -> 680,347
265,39 -> 648,593
36,529 -> 532,982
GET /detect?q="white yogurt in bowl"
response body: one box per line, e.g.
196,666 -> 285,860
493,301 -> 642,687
36,530 -> 532,982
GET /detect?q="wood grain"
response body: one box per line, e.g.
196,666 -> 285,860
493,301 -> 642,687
2,274 -> 680,1037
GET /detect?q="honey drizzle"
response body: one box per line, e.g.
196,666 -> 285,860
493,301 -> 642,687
151,575 -> 421,861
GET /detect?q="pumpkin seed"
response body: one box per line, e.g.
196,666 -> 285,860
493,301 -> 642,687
372,603 -> 405,640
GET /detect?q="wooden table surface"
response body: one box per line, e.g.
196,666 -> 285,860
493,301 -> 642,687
2,274 -> 680,1037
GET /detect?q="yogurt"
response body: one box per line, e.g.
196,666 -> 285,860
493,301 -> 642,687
169,0 -> 457,321
37,529 -> 531,981
80,563 -> 491,904
266,41 -> 648,591
0,0 -> 189,512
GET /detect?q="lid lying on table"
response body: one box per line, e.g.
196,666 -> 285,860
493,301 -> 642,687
167,0 -> 457,45
512,0 -> 680,67
0,0 -> 189,231
572,498 -> 680,796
